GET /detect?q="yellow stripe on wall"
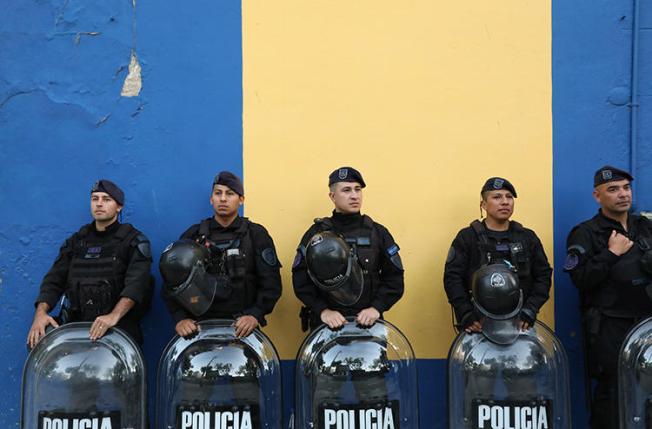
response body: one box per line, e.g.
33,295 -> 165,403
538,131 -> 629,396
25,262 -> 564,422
243,0 -> 552,359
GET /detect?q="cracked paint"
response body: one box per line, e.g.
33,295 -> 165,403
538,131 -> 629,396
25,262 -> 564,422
121,51 -> 142,97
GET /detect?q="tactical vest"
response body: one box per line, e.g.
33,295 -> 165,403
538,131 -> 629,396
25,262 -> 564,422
584,218 -> 652,316
198,218 -> 255,318
310,215 -> 382,313
66,223 -> 138,321
470,220 -> 533,290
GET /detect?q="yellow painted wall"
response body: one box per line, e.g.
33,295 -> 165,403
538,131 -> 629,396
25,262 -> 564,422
242,0 -> 552,359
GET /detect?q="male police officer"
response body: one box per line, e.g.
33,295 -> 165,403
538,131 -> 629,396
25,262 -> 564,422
444,177 -> 552,333
27,180 -> 153,348
162,171 -> 282,338
566,166 -> 652,428
293,166 -> 404,331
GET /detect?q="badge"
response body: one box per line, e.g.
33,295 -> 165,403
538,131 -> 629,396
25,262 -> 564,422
602,170 -> 613,180
310,234 -> 324,247
490,273 -> 506,287
338,168 -> 348,179
564,253 -> 579,271
493,178 -> 504,189
261,248 -> 278,266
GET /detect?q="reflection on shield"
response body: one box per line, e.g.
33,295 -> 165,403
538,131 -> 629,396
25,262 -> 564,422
294,318 -> 419,429
619,316 -> 652,428
447,321 -> 570,428
156,319 -> 281,429
21,322 -> 146,429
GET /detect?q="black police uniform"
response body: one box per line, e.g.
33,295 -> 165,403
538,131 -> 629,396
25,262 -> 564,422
292,211 -> 405,330
444,219 -> 552,329
35,221 -> 153,344
163,216 -> 282,325
566,210 -> 652,429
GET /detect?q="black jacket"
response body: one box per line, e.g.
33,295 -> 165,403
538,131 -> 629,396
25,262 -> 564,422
566,210 -> 652,317
163,216 -> 282,325
35,221 -> 153,343
292,211 -> 404,319
444,220 -> 552,325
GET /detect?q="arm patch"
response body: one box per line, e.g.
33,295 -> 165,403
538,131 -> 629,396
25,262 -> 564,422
261,248 -> 278,266
134,234 -> 152,258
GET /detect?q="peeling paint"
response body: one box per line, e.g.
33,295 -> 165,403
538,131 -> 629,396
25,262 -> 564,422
121,51 -> 142,97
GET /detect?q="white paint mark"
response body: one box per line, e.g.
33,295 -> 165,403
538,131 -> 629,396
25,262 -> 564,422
121,51 -> 142,97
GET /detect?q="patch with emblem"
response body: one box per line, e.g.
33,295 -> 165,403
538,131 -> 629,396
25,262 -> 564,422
602,170 -> 613,180
390,254 -> 404,270
564,253 -> 579,271
493,178 -> 504,189
339,168 -> 348,179
84,246 -> 102,259
386,244 -> 400,256
446,246 -> 456,263
490,273 -> 506,287
292,250 -> 303,268
135,234 -> 151,258
310,234 -> 324,247
262,248 -> 278,266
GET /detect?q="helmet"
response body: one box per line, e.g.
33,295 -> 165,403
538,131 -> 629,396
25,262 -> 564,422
159,239 -> 217,317
471,263 -> 522,320
305,231 -> 364,306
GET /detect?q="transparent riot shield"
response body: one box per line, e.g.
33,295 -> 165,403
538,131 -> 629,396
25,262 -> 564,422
156,319 -> 281,429
448,321 -> 570,429
619,316 -> 652,428
21,322 -> 146,429
295,318 -> 418,429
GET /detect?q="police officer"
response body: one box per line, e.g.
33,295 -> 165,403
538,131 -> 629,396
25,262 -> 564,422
162,171 -> 282,338
444,177 -> 552,333
26,179 -> 153,348
292,166 -> 404,331
566,165 -> 652,428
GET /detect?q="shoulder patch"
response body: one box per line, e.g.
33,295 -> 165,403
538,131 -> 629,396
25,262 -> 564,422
564,253 -> 579,271
261,248 -> 278,266
446,246 -> 456,263
390,254 -> 404,270
292,250 -> 303,269
386,244 -> 400,256
137,240 -> 152,259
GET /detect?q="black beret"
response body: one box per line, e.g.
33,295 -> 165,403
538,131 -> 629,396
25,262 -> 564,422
213,171 -> 244,196
91,179 -> 125,205
328,166 -> 366,188
593,165 -> 633,187
481,177 -> 517,198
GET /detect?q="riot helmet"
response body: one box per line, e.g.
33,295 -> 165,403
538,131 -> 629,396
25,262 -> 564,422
305,231 -> 364,306
159,239 -> 217,317
471,263 -> 522,320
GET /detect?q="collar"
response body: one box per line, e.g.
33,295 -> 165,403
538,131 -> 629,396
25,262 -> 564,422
210,215 -> 242,231
92,220 -> 120,236
595,209 -> 631,232
331,210 -> 363,226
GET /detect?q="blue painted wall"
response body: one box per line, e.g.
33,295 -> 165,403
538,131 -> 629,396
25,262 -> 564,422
0,0 -> 242,426
553,0 -> 652,427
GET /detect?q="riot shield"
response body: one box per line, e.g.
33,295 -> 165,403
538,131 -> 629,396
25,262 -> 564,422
21,322 -> 146,429
448,321 -> 570,429
294,318 -> 418,429
619,316 -> 652,428
156,319 -> 281,429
